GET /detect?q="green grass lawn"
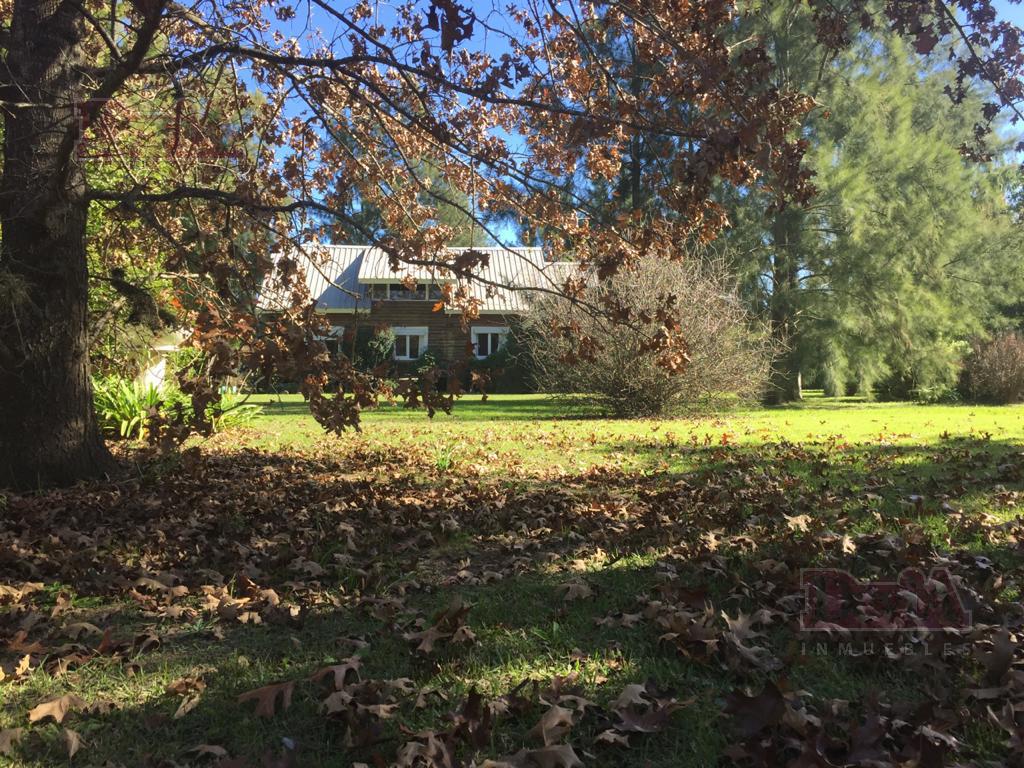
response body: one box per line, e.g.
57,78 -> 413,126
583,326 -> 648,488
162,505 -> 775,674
2,393 -> 1023,766
244,390 -> 1024,472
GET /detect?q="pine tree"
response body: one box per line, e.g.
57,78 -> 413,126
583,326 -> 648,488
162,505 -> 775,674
724,15 -> 1023,401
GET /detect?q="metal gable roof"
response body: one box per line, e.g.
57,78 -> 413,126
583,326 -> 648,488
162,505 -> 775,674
357,247 -> 456,283
258,244 -> 577,314
258,245 -> 372,313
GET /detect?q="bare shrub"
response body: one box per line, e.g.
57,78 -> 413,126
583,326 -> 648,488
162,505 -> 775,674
964,333 -> 1024,404
520,255 -> 770,416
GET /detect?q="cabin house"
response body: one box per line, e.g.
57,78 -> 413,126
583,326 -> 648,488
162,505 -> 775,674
259,245 -> 575,368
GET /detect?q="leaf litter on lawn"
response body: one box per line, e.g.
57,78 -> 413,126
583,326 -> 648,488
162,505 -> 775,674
0,439 -> 1023,765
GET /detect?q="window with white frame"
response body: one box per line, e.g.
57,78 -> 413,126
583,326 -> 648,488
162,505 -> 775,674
367,282 -> 438,301
393,327 -> 428,360
471,326 -> 508,359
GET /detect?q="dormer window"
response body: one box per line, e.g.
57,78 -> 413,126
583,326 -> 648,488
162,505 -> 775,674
367,282 -> 438,301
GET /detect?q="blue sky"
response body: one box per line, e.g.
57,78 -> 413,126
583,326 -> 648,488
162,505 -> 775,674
264,1 -> 1024,245
994,0 -> 1024,26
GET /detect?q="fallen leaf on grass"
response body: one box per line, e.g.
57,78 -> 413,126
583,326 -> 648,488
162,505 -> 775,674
309,657 -> 362,689
527,704 -> 574,745
483,744 -> 584,768
609,681 -> 690,735
186,743 -> 229,759
63,622 -> 103,640
559,580 -> 594,602
785,514 -> 811,532
5,630 -> 44,654
403,598 -> 475,655
723,682 -> 786,740
63,727 -> 84,759
238,681 -> 294,719
167,674 -> 207,696
11,654 -> 32,679
28,693 -> 86,724
0,728 -> 24,756
595,728 -> 630,746
174,693 -> 203,719
975,628 -> 1017,684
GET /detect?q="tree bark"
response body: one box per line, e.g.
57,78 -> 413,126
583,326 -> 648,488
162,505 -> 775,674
764,209 -> 804,405
0,0 -> 112,488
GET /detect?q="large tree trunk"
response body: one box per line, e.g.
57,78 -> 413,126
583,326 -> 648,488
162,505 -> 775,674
0,1 -> 111,488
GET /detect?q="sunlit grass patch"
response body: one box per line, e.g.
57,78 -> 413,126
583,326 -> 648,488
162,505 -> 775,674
2,394 -> 1023,766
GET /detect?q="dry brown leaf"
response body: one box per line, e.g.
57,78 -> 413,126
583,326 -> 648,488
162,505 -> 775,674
611,683 -> 648,711
167,675 -> 207,696
187,743 -> 229,758
174,693 -> 202,719
28,693 -> 86,724
525,744 -> 584,768
559,580 -> 594,602
309,657 -> 362,689
527,704 -> 574,745
13,654 -> 31,678
6,630 -> 44,654
237,680 -> 294,719
63,727 -> 83,759
63,622 -> 103,640
784,514 -> 811,532
595,728 -> 630,746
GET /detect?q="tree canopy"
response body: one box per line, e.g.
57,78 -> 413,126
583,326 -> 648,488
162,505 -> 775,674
725,19 -> 1023,400
1,0 -> 1023,486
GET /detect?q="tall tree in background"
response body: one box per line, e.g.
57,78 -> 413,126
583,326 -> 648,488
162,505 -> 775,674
332,158 -> 487,248
574,2 -> 1023,403
724,14 -> 1023,401
806,42 -> 1021,399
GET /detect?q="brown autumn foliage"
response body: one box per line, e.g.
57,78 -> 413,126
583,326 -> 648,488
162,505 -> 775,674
965,332 -> 1024,404
1,0 -> 1023,486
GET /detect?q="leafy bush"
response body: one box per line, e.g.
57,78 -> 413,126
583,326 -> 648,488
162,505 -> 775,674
416,350 -> 438,375
909,384 -> 961,404
93,375 -> 261,440
352,326 -> 396,370
520,255 -> 770,417
963,333 -> 1024,404
873,338 -> 968,403
468,328 -> 533,393
209,390 -> 263,431
93,376 -> 164,439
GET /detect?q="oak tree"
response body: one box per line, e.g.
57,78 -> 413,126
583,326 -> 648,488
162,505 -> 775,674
0,0 -> 1019,487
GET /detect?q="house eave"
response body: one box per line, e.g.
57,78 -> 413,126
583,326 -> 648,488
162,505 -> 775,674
357,277 -> 458,284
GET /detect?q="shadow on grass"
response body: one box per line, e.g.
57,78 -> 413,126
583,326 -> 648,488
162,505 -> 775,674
2,559 -> 747,767
1,436 -> 1021,765
0,557 -> 962,768
255,394 -> 599,423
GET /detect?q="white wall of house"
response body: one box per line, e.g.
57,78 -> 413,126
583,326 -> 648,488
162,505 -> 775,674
137,330 -> 186,391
